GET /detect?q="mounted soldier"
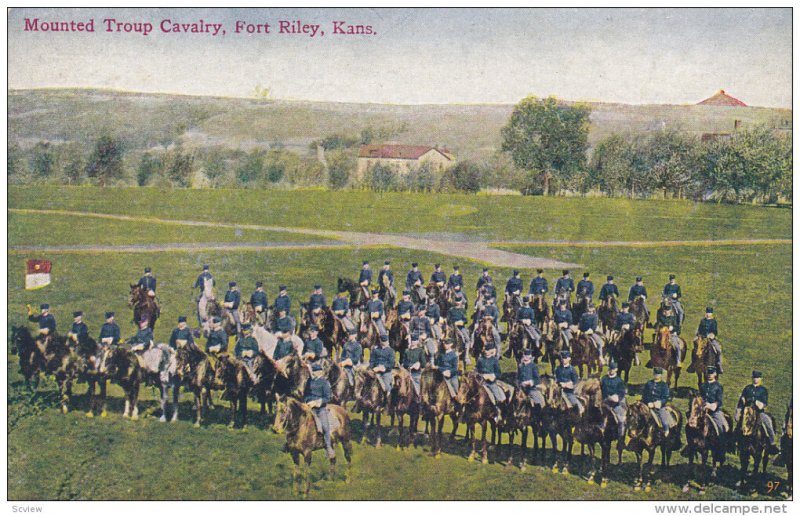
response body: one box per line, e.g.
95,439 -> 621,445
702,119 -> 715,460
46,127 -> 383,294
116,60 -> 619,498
235,324 -> 260,384
600,361 -> 627,439
554,300 -> 574,349
476,267 -> 493,295
450,283 -> 467,307
128,317 -> 155,351
529,269 -> 549,328
250,281 -> 268,326
554,350 -> 582,415
303,361 -> 337,460
396,290 -> 415,334
430,263 -> 446,289
504,270 -> 523,306
614,302 -> 638,365
223,281 -> 242,334
302,325 -> 326,364
553,270 -> 574,309
656,302 -> 682,364
193,264 -> 214,291
205,317 -> 228,354
517,348 -> 544,407
274,308 -> 295,340
475,345 -> 505,423
700,366 -> 728,448
274,284 -> 292,322
308,284 -> 327,322
577,304 -> 605,364
475,297 -> 502,354
403,333 -> 427,396
370,334 -> 395,399
475,273 -> 497,313
696,307 -> 722,374
642,368 -> 674,437
359,260 -> 373,301
447,299 -> 472,362
137,266 -> 157,297
339,328 -> 362,387
576,272 -> 594,304
419,330 -> 437,363
169,315 -> 197,352
366,288 -> 388,338
98,311 -> 120,351
447,265 -> 463,292
272,329 -> 296,361
425,296 -> 443,341
377,260 -> 396,307
406,262 -> 426,304
67,310 -> 89,350
410,305 -> 433,345
331,289 -> 356,333
433,339 -> 459,398
27,302 -> 57,346
599,275 -> 620,310
515,296 -> 542,353
735,371 -> 779,455
662,274 -> 684,327
628,276 -> 649,320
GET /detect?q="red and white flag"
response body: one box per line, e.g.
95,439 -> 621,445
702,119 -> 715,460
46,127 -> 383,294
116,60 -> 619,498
25,259 -> 52,290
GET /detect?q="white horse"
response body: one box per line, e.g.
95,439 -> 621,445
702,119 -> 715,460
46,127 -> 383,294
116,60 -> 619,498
197,278 -> 215,333
253,326 -> 278,358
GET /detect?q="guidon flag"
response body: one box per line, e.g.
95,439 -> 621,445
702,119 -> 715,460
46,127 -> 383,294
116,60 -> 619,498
25,259 -> 52,290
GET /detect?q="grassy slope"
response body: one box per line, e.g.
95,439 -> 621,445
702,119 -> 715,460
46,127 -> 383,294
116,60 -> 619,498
8,89 -> 790,159
9,186 -> 792,242
8,212 -> 326,247
7,242 -> 792,500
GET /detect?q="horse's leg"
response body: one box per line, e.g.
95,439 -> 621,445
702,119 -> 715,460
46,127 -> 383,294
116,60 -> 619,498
600,442 -> 610,488
290,451 -> 300,495
738,448 -> 749,491
375,410 -> 382,448
396,413 -> 404,451
467,422 -> 478,462
86,380 -> 95,417
194,387 -> 203,427
360,410 -> 370,444
159,384 -> 168,422
99,380 -> 108,417
131,382 -> 140,420
643,447 -> 656,492
171,381 -> 180,422
240,391 -> 248,429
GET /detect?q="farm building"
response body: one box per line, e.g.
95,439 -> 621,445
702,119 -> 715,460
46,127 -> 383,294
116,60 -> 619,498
356,144 -> 456,178
697,89 -> 748,107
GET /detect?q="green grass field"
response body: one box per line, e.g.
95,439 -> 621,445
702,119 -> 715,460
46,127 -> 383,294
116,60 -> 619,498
6,187 -> 793,500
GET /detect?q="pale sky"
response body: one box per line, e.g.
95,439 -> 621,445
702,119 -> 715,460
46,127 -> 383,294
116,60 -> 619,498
7,7 -> 792,107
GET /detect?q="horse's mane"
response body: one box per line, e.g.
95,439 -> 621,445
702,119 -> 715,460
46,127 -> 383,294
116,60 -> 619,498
575,377 -> 602,409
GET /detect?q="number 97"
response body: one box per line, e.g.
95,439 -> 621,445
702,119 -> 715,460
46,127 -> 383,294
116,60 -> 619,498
766,480 -> 781,493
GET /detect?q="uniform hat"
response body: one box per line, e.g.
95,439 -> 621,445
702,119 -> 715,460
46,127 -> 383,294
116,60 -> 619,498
653,367 -> 664,375
73,311 -> 83,317
412,262 -> 418,268
384,260 -> 391,265
256,281 -> 263,288
609,361 -> 618,370
453,265 -> 459,270
417,305 -> 426,312
435,264 -> 441,268
621,302 -> 630,308
522,348 -> 533,356
536,269 -> 543,274
583,272 -> 590,278
279,285 -> 287,291
607,275 -> 614,281
562,270 -> 569,275
309,324 -> 319,332
311,362 -> 324,372
105,311 -> 115,319
229,281 -> 237,287
705,307 -> 714,313
348,327 -> 358,336
372,288 -> 380,294
40,303 -> 49,310
560,350 -> 571,358
362,260 -> 369,265
314,284 -> 322,290
483,268 -> 489,273
403,290 -> 411,296
380,334 -> 389,342
636,276 -> 643,282
178,316 -> 187,323
203,264 -> 209,270
669,274 -> 676,280
706,366 -> 717,375
752,370 -> 763,378
513,270 -> 519,275
144,267 -> 151,273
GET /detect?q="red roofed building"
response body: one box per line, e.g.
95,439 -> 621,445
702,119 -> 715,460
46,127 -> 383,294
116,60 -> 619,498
356,144 -> 455,178
697,89 -> 748,107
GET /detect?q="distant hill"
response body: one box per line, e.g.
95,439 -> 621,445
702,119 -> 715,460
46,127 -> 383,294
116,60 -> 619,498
8,88 -> 791,160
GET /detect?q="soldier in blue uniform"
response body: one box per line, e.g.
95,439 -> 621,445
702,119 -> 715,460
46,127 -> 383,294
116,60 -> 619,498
331,289 -> 356,332
359,261 -> 372,300
696,307 -> 722,373
447,299 -> 472,359
274,285 -> 292,317
477,346 -> 505,417
304,361 -> 336,459
67,311 -> 89,349
250,281 -> 268,326
577,272 -> 594,303
578,304 -> 605,363
505,270 -> 523,304
599,275 -> 620,309
98,312 -> 121,348
138,267 -> 157,295
366,289 -> 387,338
410,305 -> 433,344
302,325 -> 325,362
663,274 -> 684,326
370,334 -> 395,398
735,371 -> 779,453
614,302 -> 635,331
169,315 -> 196,350
430,263 -> 446,286
425,297 -> 443,341
223,281 -> 242,333
517,348 -> 544,407
628,276 -> 650,319
27,303 -> 57,338
397,290 -> 415,329
193,264 -> 214,295
205,317 -> 228,353
451,284 -> 467,306
309,284 -> 326,317
434,339 -> 459,397
272,329 -> 296,361
403,333 -> 427,395
601,361 -> 628,437
656,303 -> 682,363
700,367 -> 728,442
129,318 -> 155,351
406,262 -> 425,301
529,269 -> 548,297
553,270 -> 574,307
377,260 -> 396,304
554,301 -> 574,347
475,274 -> 497,313
339,328 -> 362,386
476,268 -> 492,292
448,265 -> 463,291
515,297 -> 541,350
642,368 -> 672,436
235,324 -> 260,382
274,308 -> 295,336
477,298 -> 502,354
554,350 -> 582,414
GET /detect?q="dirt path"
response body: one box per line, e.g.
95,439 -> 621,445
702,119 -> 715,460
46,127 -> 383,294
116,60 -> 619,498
10,208 -> 790,269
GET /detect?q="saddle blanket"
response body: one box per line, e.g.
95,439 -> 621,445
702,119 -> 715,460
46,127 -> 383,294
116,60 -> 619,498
482,380 -> 512,404
650,408 -> 678,429
312,408 -> 340,434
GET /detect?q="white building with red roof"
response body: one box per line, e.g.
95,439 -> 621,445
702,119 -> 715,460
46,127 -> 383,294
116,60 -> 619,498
356,144 -> 455,178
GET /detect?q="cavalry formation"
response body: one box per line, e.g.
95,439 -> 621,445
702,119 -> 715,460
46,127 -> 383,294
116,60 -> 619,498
10,261 -> 792,498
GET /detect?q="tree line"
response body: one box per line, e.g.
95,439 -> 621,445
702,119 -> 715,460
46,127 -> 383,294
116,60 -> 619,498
8,96 -> 791,204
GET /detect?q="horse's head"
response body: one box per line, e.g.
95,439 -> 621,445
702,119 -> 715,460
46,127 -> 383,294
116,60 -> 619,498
455,371 -> 479,405
9,325 -> 33,355
393,367 -> 413,398
657,326 -> 671,350
129,284 -> 142,307
213,354 -> 233,387
626,401 -> 650,439
99,346 -> 128,377
539,376 -> 561,409
273,396 -> 304,434
426,283 -> 439,299
740,405 -> 758,437
687,394 -> 705,429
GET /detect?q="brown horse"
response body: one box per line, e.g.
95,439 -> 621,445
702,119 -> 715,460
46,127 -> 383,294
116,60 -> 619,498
570,332 -> 601,378
98,345 -> 142,419
502,293 -> 522,334
682,394 -> 733,494
507,322 -> 538,362
10,325 -> 45,391
212,353 -> 252,428
128,284 -> 159,329
650,327 -> 685,389
205,299 -> 237,336
688,337 -> 717,389
501,386 -> 544,470
420,365 -> 459,458
630,296 -> 649,332
353,367 -> 390,447
272,397 -> 353,497
328,315 -> 350,361
325,359 -> 354,406
388,313 -> 410,362
73,336 -> 108,417
456,371 -> 501,464
609,327 -> 640,383
426,282 -> 449,318
735,404 -> 775,494
531,294 -> 549,331
174,345 -> 215,427
626,400 -> 683,491
389,367 -> 421,451
597,297 -> 618,336
473,318 -> 494,361
540,375 -> 584,474
541,318 -> 562,371
39,334 -> 83,414
573,378 -> 623,487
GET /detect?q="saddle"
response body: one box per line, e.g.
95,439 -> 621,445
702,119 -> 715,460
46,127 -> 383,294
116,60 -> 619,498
311,407 -> 340,434
650,406 -> 679,429
706,411 -> 730,436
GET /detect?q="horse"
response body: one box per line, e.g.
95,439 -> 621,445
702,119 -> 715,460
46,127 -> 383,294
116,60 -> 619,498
205,298 -> 238,337
570,332 -> 601,378
353,367 -> 390,447
328,315 -> 350,361
98,345 -> 142,419
39,334 -> 82,414
571,295 -> 591,324
174,344 -> 215,426
626,400 -> 683,491
388,311 -> 409,362
597,297 -> 618,336
338,277 -> 368,314
325,359 -> 354,406
73,336 -> 109,418
389,367 -> 421,451
531,294 -> 549,331
426,282 -> 449,318
272,397 -> 353,497
419,365 -> 459,458
541,318 -> 562,371
212,353 -> 252,428
456,371 -> 502,464
688,337 -> 717,390
444,323 -> 470,370
650,326 -> 685,389
539,375 -> 584,474
682,394 -> 733,495
134,344 -> 180,422
630,296 -> 649,333
735,403 -> 775,494
609,327 -> 640,383
196,276 -> 215,327
472,318 -> 495,362
502,293 -> 522,334
129,284 -> 159,329
573,378 -> 622,487
271,354 -> 311,425
507,322 -> 537,363
501,386 -> 544,470
10,325 -> 45,391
